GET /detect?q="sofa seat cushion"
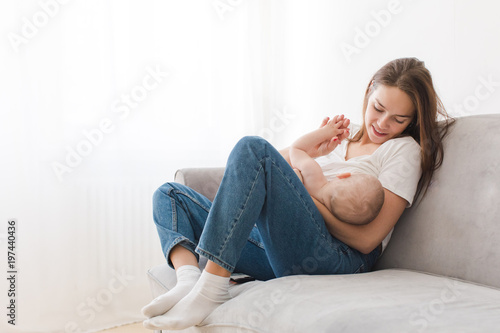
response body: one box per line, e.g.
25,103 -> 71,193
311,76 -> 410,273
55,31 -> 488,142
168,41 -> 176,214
147,265 -> 500,332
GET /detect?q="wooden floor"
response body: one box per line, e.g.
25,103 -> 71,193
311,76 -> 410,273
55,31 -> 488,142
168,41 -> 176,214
99,322 -> 150,332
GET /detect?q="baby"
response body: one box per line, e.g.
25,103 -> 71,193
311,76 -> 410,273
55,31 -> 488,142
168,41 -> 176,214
290,117 -> 384,225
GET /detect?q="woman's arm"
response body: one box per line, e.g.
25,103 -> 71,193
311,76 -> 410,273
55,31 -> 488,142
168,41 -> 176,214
312,188 -> 407,254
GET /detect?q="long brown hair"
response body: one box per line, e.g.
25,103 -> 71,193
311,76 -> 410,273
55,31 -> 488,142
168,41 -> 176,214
350,58 -> 454,201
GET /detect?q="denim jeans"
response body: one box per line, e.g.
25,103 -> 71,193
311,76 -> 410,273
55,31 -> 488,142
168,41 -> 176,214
152,136 -> 380,281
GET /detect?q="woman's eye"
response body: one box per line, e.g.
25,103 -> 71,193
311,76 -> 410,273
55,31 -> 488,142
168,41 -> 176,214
374,106 -> 382,112
395,119 -> 404,124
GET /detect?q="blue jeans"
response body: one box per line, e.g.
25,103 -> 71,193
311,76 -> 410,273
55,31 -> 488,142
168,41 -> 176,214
152,136 -> 380,281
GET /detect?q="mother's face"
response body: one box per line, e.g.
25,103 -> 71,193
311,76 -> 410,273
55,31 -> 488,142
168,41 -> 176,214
364,85 -> 415,145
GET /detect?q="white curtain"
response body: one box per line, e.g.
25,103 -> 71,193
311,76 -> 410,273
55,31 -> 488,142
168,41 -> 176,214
0,1 -> 279,332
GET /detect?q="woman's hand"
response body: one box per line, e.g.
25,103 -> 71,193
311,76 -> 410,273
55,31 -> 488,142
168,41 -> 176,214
307,115 -> 350,158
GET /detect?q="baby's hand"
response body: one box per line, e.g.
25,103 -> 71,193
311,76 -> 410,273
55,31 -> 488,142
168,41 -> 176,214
311,115 -> 351,158
323,115 -> 350,148
333,114 -> 351,142
327,115 -> 350,133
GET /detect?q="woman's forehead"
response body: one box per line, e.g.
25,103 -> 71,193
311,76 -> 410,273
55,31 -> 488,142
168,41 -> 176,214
371,85 -> 414,116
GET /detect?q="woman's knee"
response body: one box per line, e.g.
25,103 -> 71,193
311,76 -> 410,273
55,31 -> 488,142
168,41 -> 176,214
232,136 -> 271,158
153,182 -> 211,218
153,182 -> 173,212
152,182 -> 185,209
236,136 -> 269,148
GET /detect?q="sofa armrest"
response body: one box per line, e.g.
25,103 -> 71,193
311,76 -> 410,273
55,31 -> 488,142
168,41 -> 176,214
174,167 -> 225,202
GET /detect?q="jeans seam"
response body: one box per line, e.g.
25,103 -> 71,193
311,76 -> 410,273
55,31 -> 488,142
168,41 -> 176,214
247,237 -> 265,249
166,236 -> 199,268
196,247 -> 235,272
170,196 -> 177,232
217,159 -> 265,258
173,190 -> 211,212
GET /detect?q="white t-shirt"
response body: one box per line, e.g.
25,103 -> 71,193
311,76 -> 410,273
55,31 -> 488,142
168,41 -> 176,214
315,126 -> 422,251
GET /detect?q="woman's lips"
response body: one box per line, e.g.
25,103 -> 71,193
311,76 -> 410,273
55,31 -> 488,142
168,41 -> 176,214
372,125 -> 387,137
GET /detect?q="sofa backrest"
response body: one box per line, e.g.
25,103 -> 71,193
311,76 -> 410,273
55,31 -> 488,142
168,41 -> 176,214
375,114 -> 500,289
174,167 -> 225,202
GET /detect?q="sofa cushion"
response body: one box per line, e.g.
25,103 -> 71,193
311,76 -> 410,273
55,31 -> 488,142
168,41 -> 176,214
375,115 -> 500,289
147,265 -> 500,332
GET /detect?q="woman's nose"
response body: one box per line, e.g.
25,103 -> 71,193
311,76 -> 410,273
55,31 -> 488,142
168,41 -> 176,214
378,115 -> 389,129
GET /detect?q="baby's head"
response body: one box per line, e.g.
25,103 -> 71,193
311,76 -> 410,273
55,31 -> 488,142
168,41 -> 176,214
322,173 -> 384,225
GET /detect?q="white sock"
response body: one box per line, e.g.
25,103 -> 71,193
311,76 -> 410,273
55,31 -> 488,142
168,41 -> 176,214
141,265 -> 201,318
143,270 -> 231,330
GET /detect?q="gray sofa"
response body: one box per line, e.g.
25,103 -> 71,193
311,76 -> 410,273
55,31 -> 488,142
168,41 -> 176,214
146,114 -> 500,332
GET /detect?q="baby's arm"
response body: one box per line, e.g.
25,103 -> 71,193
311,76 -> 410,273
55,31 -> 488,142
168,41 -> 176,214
290,147 -> 328,196
290,118 -> 344,196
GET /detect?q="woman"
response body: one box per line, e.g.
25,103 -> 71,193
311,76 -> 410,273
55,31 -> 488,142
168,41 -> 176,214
143,57 -> 454,330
